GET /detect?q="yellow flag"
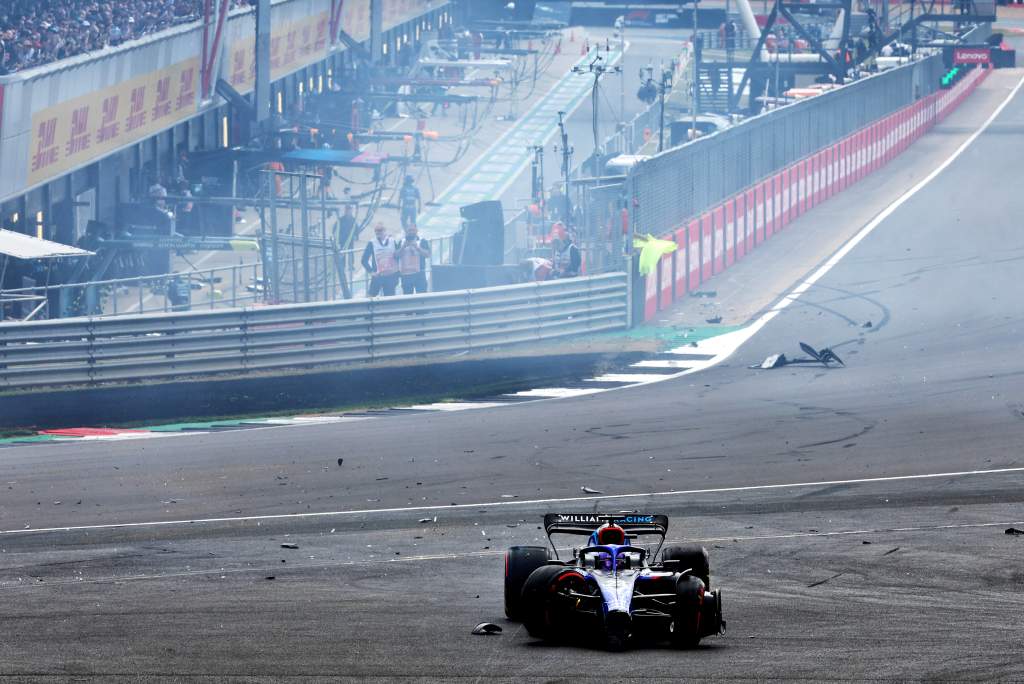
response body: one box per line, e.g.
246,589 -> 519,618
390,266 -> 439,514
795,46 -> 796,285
633,234 -> 677,275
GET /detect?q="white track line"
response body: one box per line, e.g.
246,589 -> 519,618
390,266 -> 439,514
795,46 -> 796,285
4,465 -> 1024,537
6,520 -> 1021,589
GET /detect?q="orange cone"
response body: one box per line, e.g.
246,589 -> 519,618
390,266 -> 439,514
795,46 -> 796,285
581,39 -> 589,55
555,38 -> 561,55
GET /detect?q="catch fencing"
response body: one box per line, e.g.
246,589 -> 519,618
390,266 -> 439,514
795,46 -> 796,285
630,54 -> 946,242
637,64 -> 989,320
0,273 -> 628,389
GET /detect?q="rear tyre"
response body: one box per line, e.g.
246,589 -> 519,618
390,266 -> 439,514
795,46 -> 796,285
504,546 -> 550,620
671,574 -> 706,649
662,544 -> 711,588
520,566 -> 586,641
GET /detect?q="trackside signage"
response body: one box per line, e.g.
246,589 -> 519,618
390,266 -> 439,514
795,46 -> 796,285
953,48 -> 991,65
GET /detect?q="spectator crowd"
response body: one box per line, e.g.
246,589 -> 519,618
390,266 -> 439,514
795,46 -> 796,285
0,0 -> 249,73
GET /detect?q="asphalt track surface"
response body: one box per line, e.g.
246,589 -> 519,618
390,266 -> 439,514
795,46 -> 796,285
3,75 -> 1024,681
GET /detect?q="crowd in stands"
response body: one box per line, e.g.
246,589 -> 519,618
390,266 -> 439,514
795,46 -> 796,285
0,0 -> 249,73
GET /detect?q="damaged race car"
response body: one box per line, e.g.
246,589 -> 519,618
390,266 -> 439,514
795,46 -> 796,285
504,513 -> 724,650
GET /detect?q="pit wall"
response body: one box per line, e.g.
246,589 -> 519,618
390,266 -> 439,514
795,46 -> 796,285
641,65 -> 989,321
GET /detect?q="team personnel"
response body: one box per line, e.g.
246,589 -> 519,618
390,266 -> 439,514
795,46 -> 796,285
361,223 -> 400,296
553,232 -> 581,278
396,223 -> 431,294
399,175 -> 422,229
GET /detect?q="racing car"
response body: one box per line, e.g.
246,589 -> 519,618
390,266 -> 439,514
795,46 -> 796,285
504,513 -> 724,650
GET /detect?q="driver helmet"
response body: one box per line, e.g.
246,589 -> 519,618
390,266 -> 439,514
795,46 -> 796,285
595,523 -> 626,546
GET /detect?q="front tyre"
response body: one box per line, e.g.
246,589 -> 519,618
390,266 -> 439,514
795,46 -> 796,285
520,566 -> 587,641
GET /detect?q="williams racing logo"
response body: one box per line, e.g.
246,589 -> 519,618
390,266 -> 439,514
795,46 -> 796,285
555,514 -> 655,524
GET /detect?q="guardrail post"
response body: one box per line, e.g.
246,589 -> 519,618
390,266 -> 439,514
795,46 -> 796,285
241,307 -> 250,373
465,287 -> 475,352
367,297 -> 375,362
87,316 -> 97,385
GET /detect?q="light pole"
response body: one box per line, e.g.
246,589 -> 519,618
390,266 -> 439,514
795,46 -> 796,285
572,53 -> 621,172
615,15 -> 626,125
692,0 -> 700,138
658,67 -> 673,152
555,111 -> 573,228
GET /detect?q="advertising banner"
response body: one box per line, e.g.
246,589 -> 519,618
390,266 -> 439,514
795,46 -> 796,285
28,58 -> 199,187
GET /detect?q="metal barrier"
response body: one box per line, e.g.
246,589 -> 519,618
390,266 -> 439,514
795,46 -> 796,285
0,233 -> 460,321
0,273 -> 628,389
630,53 -> 946,239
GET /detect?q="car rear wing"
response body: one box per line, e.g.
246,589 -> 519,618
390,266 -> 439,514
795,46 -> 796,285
543,513 -> 669,538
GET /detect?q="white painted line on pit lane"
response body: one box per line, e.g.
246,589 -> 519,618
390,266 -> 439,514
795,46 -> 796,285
4,465 -> 1024,537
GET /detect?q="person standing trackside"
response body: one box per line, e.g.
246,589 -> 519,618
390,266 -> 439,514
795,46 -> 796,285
396,224 -> 431,294
553,231 -> 581,278
361,223 -> 400,296
399,175 -> 421,229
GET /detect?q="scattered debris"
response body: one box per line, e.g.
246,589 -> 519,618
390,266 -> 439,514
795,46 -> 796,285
337,458 -> 344,467
418,518 -> 432,524
693,291 -> 717,298
580,486 -> 604,494
500,494 -> 517,498
862,321 -> 873,328
265,576 -> 275,580
758,353 -> 788,369
882,547 -> 900,556
753,342 -> 845,370
862,540 -> 872,545
280,543 -> 299,550
705,316 -> 723,324
1005,527 -> 1024,536
471,622 -> 503,635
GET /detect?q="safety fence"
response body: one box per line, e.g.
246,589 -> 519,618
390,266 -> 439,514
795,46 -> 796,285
638,64 -> 989,320
0,232 -> 462,322
0,273 -> 628,389
629,54 -> 946,241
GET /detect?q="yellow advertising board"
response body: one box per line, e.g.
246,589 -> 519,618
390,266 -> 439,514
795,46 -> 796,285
226,11 -> 334,94
27,58 -> 199,187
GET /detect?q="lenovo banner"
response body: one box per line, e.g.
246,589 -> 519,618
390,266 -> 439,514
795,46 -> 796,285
954,48 -> 991,65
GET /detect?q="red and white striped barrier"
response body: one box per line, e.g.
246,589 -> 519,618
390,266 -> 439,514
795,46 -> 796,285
643,65 -> 989,321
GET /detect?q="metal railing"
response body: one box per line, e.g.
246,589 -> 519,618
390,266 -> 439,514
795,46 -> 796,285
0,233 -> 461,321
0,273 -> 629,390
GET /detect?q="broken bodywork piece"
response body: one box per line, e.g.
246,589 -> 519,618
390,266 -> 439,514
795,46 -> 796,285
754,342 -> 845,369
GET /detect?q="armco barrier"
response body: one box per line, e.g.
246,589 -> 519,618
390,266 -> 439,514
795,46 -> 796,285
641,65 -> 989,320
0,273 -> 628,390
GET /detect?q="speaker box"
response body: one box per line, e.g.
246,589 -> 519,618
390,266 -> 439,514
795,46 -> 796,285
456,200 -> 504,266
431,265 -> 523,292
